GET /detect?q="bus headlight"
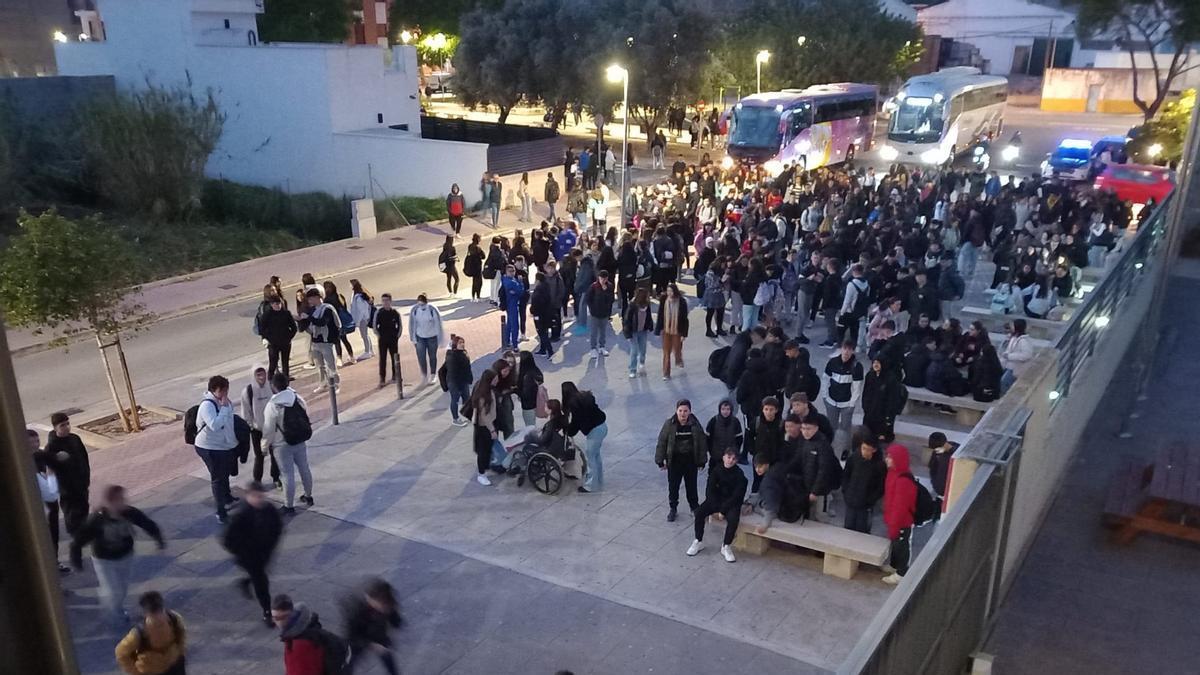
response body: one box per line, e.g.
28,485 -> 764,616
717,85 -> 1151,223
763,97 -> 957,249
1001,145 -> 1020,162
878,145 -> 898,161
763,160 -> 784,177
920,148 -> 947,164
720,156 -> 734,170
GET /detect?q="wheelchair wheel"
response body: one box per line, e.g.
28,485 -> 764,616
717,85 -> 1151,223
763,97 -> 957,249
527,452 -> 564,495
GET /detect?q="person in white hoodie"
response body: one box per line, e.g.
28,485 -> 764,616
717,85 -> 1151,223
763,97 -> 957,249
240,365 -> 280,488
1000,319 -> 1035,394
262,372 -> 314,514
409,294 -> 446,385
195,375 -> 239,522
349,279 -> 375,361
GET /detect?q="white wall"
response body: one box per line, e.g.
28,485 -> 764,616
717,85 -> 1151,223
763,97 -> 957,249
333,130 -> 489,204
1092,49 -> 1200,90
918,0 -> 1079,74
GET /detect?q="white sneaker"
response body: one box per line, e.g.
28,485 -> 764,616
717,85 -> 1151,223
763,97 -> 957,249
302,363 -> 317,371
590,349 -> 599,358
662,375 -> 670,381
686,539 -> 704,556
881,564 -> 896,574
720,545 -> 737,563
629,372 -> 637,379
600,348 -> 610,356
452,418 -> 469,427
637,364 -> 645,375
882,573 -> 903,585
476,474 -> 493,486
312,385 -> 327,394
519,333 -> 526,341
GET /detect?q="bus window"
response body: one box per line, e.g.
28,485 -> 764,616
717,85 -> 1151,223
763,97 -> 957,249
888,97 -> 946,143
729,105 -> 783,149
786,108 -> 812,138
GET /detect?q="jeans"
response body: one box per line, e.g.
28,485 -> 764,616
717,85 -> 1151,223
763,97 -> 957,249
957,242 -> 978,280
378,338 -> 398,381
662,332 -> 683,377
694,500 -> 741,545
741,304 -> 758,332
1089,245 -> 1107,269
276,442 -> 313,508
522,408 -> 537,427
489,202 -> 500,228
795,291 -> 812,337
449,384 -> 470,422
267,342 -> 291,381
704,307 -> 726,334
583,422 -> 607,491
628,331 -> 648,373
491,439 -> 509,468
547,202 -> 556,220
1000,368 -> 1017,395
93,555 -> 133,622
520,195 -> 533,221
824,402 -> 855,455
414,336 -> 438,377
195,447 -> 236,517
358,324 -> 373,356
652,146 -> 665,169
822,308 -> 839,343
890,526 -> 913,575
844,506 -> 872,533
61,493 -> 89,536
250,429 -> 279,484
667,459 -> 699,510
449,213 -> 463,234
312,342 -> 338,388
589,317 -> 609,350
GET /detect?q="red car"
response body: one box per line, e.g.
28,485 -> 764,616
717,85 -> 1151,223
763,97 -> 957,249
1093,163 -> 1175,205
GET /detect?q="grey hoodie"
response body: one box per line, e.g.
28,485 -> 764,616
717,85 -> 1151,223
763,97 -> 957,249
240,365 -> 273,431
263,387 -> 308,449
279,602 -> 317,640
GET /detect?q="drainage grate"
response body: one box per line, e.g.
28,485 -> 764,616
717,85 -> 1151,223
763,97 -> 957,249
393,246 -> 408,251
346,245 -> 364,250
391,236 -> 405,241
217,284 -> 237,290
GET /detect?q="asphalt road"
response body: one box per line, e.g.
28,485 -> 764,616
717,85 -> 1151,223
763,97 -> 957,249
11,107 -> 1135,429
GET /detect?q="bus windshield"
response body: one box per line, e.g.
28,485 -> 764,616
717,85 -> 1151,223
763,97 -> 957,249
729,106 -> 782,149
888,97 -> 946,143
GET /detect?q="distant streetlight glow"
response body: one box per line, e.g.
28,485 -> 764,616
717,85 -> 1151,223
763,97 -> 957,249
796,36 -> 807,46
399,30 -> 412,44
52,30 -> 68,43
755,50 -> 771,94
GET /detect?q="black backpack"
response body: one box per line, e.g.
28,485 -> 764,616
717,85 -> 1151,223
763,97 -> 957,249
850,280 -> 872,318
183,400 -> 217,445
310,627 -> 350,675
281,401 -> 313,446
707,346 -> 731,380
906,473 -> 938,525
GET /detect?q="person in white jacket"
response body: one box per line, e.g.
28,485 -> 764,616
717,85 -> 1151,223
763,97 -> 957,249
349,279 -> 375,361
240,365 -> 279,488
1000,319 -> 1036,394
409,294 -> 446,385
195,375 -> 239,522
262,373 -> 313,513
29,429 -> 70,573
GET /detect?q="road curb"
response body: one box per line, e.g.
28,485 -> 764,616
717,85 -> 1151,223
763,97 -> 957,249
11,221 -> 519,358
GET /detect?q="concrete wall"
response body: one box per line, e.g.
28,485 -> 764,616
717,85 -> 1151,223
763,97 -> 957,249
333,130 -> 489,203
1041,67 -> 1150,114
1092,49 -> 1200,91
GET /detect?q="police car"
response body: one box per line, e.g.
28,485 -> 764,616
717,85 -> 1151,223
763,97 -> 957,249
1041,138 -> 1093,180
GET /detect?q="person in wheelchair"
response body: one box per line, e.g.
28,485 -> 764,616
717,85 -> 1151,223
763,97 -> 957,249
514,399 -> 579,483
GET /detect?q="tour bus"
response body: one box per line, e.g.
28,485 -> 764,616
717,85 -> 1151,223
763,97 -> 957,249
723,82 -> 878,176
878,67 -> 1008,166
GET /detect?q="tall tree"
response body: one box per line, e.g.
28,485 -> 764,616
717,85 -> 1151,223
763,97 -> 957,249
389,0 -> 503,36
453,4 -> 529,124
0,210 -> 153,432
258,0 -> 352,43
1070,0 -> 1200,121
79,85 -> 223,220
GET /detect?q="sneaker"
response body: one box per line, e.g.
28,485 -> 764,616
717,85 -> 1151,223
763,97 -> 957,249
686,539 -> 704,556
452,418 -> 469,427
706,330 -> 717,337
600,348 -> 610,356
519,333 -> 526,341
720,545 -> 737,563
882,573 -> 903,585
881,564 -> 896,574
576,486 -> 591,493
662,375 -> 670,380
638,364 -> 646,375
629,371 -> 637,379
476,474 -> 493,486
379,380 -> 387,388
299,495 -> 314,506
716,329 -> 728,336
667,507 -> 677,522
263,610 -> 275,628
818,341 -> 836,349
590,349 -> 599,358
357,353 -> 373,362
57,563 -> 72,575
216,513 -> 228,524
312,385 -> 327,394
281,506 -> 296,515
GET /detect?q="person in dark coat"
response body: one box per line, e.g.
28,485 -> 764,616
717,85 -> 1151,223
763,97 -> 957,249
374,293 -> 403,386
45,412 -> 91,537
654,399 -> 710,522
735,348 -> 774,422
686,447 -> 749,563
749,397 -> 783,492
925,346 -> 967,396
908,270 -> 942,323
970,341 -> 1003,402
787,393 -> 833,443
782,340 -> 821,402
841,433 -> 886,533
260,297 -> 298,382
704,399 -> 744,470
927,432 -> 958,509
342,578 -> 403,675
903,337 -> 935,389
794,417 -> 840,512
862,359 -> 907,443
222,481 -> 283,625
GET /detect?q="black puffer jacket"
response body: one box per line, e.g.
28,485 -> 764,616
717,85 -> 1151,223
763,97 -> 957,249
783,350 -> 821,402
841,448 -> 886,509
736,350 -> 774,419
792,433 -> 839,496
720,331 -> 753,390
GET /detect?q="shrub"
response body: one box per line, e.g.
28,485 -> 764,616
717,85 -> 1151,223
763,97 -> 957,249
200,179 -> 350,241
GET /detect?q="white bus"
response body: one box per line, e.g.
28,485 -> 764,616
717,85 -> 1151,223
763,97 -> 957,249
878,67 -> 1008,166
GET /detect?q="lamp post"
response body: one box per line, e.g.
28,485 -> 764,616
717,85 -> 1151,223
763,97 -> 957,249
606,64 -> 630,227
796,35 -> 807,47
755,50 -> 771,94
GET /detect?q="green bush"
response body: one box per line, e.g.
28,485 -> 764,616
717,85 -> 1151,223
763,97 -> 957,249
374,196 -> 447,230
200,180 -> 350,241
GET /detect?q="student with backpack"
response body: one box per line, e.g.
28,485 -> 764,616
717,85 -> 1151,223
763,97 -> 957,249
241,366 -> 281,489
263,373 -> 314,514
192,376 -> 240,523
114,591 -> 186,675
882,444 -> 921,585
70,485 -> 165,625
837,263 -> 872,348
271,594 -> 349,675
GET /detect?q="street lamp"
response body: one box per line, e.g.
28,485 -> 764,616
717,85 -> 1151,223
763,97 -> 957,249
399,29 -> 412,44
796,36 -> 807,47
755,49 -> 771,94
606,64 -> 630,227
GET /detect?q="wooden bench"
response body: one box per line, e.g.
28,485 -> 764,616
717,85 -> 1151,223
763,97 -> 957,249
904,387 -> 994,426
733,514 -> 890,579
1101,456 -> 1152,529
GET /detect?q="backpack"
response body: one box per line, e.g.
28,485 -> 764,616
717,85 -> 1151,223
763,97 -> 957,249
233,416 -> 252,470
849,280 -> 871,318
337,306 -> 356,333
781,265 -> 800,294
310,627 -> 350,675
753,281 -> 775,308
135,611 -> 183,655
708,346 -> 731,380
905,473 -> 938,525
280,400 -> 313,446
437,363 -> 449,392
183,399 -> 217,445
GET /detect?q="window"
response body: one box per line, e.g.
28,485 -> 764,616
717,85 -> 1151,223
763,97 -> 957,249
888,98 -> 946,142
729,106 -> 783,149
813,96 -> 876,123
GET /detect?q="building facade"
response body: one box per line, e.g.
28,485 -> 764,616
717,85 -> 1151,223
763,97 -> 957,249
54,0 -> 486,202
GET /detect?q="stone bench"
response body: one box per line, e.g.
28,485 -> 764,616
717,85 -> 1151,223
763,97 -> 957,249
733,513 -> 890,579
960,305 -> 1065,340
904,387 -> 994,426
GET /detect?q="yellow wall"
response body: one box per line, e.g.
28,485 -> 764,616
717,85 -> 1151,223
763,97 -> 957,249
1040,68 -> 1150,114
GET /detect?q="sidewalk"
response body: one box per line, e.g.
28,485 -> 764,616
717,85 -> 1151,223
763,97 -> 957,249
8,209 -> 523,356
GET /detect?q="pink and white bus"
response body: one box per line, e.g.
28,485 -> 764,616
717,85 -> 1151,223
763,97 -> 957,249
723,82 -> 878,175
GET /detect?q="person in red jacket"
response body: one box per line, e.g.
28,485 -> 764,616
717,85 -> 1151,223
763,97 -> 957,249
271,594 -> 328,675
882,444 -> 917,585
